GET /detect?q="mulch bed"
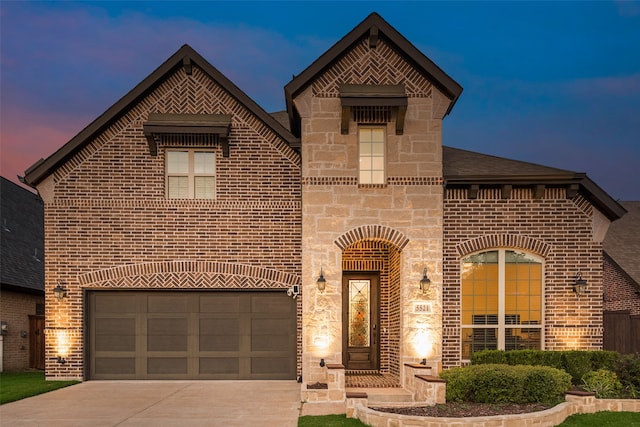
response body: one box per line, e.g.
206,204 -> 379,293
370,402 -> 554,417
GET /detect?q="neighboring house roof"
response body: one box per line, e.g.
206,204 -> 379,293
284,12 -> 463,137
23,44 -> 299,187
443,146 -> 626,221
603,201 -> 640,287
0,177 -> 44,294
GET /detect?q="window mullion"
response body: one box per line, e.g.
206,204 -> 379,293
498,249 -> 505,351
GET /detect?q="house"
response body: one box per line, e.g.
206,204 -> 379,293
0,176 -> 45,371
603,201 -> 640,354
23,13 -> 625,404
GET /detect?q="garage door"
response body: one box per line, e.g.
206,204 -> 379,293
87,291 -> 296,380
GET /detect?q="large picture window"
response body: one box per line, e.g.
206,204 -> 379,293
461,250 -> 543,360
166,150 -> 215,199
359,127 -> 385,184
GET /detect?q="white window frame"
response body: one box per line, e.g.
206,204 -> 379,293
460,249 -> 545,362
165,149 -> 216,199
358,126 -> 386,185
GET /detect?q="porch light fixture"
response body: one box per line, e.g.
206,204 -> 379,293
317,268 -> 326,293
419,268 -> 431,293
57,356 -> 66,364
319,358 -> 325,367
573,273 -> 587,296
53,281 -> 67,301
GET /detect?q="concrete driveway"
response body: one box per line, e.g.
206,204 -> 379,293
0,380 -> 301,426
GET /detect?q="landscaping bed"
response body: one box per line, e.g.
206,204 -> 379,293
371,402 -> 553,417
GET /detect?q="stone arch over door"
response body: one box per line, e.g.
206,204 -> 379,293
336,225 -> 407,381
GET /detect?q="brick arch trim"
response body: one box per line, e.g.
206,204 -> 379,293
78,261 -> 301,289
334,225 -> 410,251
455,234 -> 551,258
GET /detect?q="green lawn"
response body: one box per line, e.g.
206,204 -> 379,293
298,414 -> 368,427
0,371 -> 79,405
556,411 -> 640,426
299,411 -> 640,427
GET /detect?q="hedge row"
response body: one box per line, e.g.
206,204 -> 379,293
440,364 -> 571,405
470,350 -> 619,384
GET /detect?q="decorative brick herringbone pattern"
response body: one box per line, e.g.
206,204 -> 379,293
312,39 -> 433,98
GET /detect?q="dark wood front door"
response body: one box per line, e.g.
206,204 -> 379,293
29,315 -> 45,369
342,272 -> 379,370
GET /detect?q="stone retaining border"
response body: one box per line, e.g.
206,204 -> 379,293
353,395 -> 640,427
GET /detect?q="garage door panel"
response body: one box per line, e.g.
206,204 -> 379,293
200,295 -> 242,313
95,295 -> 137,313
88,291 -> 295,380
148,357 -> 188,374
148,295 -> 190,313
95,357 -> 136,375
200,357 -> 240,374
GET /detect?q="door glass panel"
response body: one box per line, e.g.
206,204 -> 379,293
348,280 -> 370,347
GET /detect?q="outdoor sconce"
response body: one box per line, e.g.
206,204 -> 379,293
419,268 -> 431,293
420,358 -> 427,365
573,273 -> 587,296
57,356 -> 66,364
53,282 -> 67,300
317,268 -> 326,293
319,358 -> 325,367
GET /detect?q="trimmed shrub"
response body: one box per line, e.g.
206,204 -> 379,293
440,364 -> 571,404
470,350 -> 621,385
471,349 -> 507,365
614,353 -> 640,398
562,351 -> 594,384
582,369 -> 622,398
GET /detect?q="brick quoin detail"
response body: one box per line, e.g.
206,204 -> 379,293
334,225 -> 410,251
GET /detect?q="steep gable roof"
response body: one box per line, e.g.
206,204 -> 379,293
443,146 -> 626,221
0,177 -> 44,294
23,44 -> 299,187
604,201 -> 640,287
284,12 -> 463,137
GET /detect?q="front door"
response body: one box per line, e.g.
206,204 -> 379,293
29,315 -> 45,370
342,272 -> 379,370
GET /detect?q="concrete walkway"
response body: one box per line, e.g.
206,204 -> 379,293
0,380 -> 301,427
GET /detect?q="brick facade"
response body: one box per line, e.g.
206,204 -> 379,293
0,290 -> 43,371
25,14 -> 624,387
443,188 -> 605,368
38,64 -> 301,379
604,254 -> 640,315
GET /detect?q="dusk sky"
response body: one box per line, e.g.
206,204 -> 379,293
1,1 -> 639,200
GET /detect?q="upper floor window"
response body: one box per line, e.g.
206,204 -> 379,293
359,127 -> 385,184
461,250 -> 543,360
166,149 -> 215,199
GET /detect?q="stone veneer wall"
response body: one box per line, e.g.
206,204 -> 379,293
442,188 -> 606,368
37,65 -> 302,379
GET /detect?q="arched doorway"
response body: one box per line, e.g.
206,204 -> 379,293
342,239 -> 401,386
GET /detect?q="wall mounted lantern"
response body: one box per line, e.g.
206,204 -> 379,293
573,273 -> 587,296
419,268 -> 431,293
53,281 -> 67,301
56,356 -> 66,364
317,268 -> 326,293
